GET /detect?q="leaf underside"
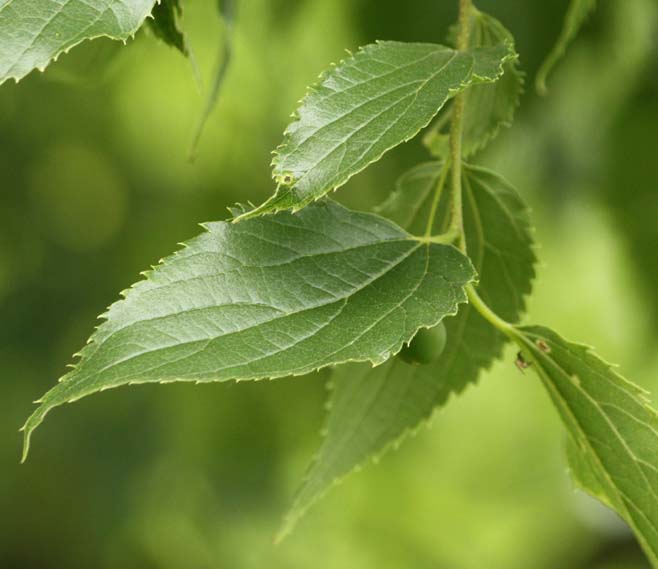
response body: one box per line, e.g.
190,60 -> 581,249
535,0 -> 597,94
237,40 -> 514,220
0,0 -> 157,84
279,163 -> 536,537
515,325 -> 658,567
22,200 -> 476,460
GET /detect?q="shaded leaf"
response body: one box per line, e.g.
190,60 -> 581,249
147,0 -> 187,56
515,325 -> 658,567
237,40 -> 514,220
22,200 -> 475,460
0,0 -> 157,84
424,9 -> 523,157
535,0 -> 597,95
374,162 -> 444,235
279,163 -> 536,537
277,357 -> 441,541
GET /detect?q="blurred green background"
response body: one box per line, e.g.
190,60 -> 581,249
1,0 -> 657,567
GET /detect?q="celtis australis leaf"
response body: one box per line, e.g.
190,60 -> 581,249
0,0 -> 157,84
238,40 -> 515,220
279,164 -> 536,538
514,325 -> 658,568
22,200 -> 475,461
424,9 -> 523,158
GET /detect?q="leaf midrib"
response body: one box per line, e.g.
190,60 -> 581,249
106,236 -> 420,334
277,51 -> 468,197
521,330 -> 658,562
74,241 -> 427,382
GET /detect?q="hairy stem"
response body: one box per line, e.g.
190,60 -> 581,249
448,0 -> 473,252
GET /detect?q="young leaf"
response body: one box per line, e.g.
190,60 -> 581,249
237,40 -> 515,220
535,0 -> 597,95
147,0 -> 188,56
514,325 -> 658,567
279,163 -> 536,537
22,200 -> 476,461
0,0 -> 157,84
424,9 -> 523,158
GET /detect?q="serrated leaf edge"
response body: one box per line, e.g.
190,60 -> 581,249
277,164 -> 539,539
21,202 -> 476,461
1,0 -> 160,85
423,10 -> 524,159
514,325 -> 658,567
236,41 -> 515,222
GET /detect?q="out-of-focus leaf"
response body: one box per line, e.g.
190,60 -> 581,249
0,0 -> 156,84
237,40 -> 514,220
424,9 -> 523,158
22,200 -> 475,460
535,0 -> 597,95
374,162 -> 442,235
514,325 -> 658,567
189,0 -> 235,159
279,164 -> 536,538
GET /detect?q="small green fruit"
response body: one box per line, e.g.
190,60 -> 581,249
398,321 -> 447,365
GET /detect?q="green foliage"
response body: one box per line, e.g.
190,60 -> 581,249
237,39 -> 515,219
21,200 -> 475,460
512,325 -> 658,566
147,0 -> 188,56
0,0 -> 157,84
375,162 -> 444,235
535,0 -> 597,94
280,162 -> 537,536
0,0 -> 228,152
424,9 -> 523,158
11,1 -> 658,566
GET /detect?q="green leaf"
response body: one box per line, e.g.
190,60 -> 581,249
237,40 -> 514,220
22,200 -> 476,461
514,325 -> 658,567
0,0 -> 157,84
374,162 -> 444,235
424,10 -> 523,158
535,0 -> 597,95
277,357 -> 443,541
379,162 -> 537,323
147,0 -> 188,56
279,163 -> 536,537
566,437 -> 616,511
